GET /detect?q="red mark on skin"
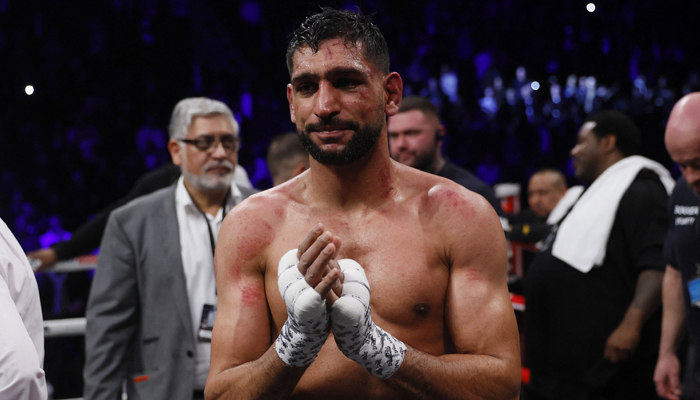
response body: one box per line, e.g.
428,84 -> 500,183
324,45 -> 334,60
240,283 -> 262,306
377,165 -> 393,199
436,188 -> 476,220
235,218 -> 275,262
463,268 -> 485,282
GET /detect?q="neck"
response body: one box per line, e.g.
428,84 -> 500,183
593,152 -> 626,182
307,142 -> 397,210
183,180 -> 229,216
427,155 -> 446,175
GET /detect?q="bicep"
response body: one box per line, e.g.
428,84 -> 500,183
210,221 -> 273,375
444,205 -> 519,359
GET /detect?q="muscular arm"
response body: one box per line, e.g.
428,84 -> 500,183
205,202 -> 304,400
205,204 -> 341,400
654,265 -> 686,400
384,189 -> 521,400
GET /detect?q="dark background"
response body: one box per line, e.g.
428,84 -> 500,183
1,0 -> 698,397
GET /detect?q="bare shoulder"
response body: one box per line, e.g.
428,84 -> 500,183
398,164 -> 499,230
398,164 -> 505,274
218,182 -> 298,272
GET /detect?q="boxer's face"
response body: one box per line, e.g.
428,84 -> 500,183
286,38 -> 387,166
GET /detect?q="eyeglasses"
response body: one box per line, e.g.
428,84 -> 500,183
178,134 -> 240,152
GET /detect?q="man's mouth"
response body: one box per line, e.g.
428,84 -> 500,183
206,165 -> 232,174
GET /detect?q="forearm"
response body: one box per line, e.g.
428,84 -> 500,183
385,347 -> 521,400
659,267 -> 686,356
620,269 -> 664,330
205,346 -> 306,400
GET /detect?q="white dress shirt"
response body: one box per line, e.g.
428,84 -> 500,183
174,177 -> 242,390
0,217 -> 47,400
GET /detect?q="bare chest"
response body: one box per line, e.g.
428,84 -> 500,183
265,208 -> 449,335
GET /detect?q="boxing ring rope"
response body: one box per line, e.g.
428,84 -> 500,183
41,256 -> 97,338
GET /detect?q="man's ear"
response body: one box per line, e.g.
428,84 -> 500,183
599,134 -> 618,154
384,72 -> 403,117
168,139 -> 183,166
287,84 -> 296,124
293,162 -> 308,178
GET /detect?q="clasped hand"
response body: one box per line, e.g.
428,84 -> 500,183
275,224 -> 406,379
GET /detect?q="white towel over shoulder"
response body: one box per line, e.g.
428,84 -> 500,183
552,156 -> 675,273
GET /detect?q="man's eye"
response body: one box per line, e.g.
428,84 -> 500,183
297,83 -> 316,93
336,79 -> 359,88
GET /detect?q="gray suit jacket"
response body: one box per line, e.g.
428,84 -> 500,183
83,183 -> 256,400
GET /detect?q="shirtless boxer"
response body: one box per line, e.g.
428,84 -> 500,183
205,8 -> 520,400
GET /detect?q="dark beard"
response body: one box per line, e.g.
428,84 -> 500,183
298,117 -> 383,166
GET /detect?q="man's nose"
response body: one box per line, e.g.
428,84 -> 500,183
211,140 -> 229,159
685,166 -> 700,187
391,134 -> 407,150
570,145 -> 579,157
314,81 -> 341,118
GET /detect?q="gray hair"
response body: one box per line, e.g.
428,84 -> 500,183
168,97 -> 239,140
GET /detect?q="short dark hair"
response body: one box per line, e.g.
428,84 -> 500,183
583,110 -> 642,157
286,7 -> 390,76
398,96 -> 440,120
266,132 -> 308,183
532,168 -> 567,191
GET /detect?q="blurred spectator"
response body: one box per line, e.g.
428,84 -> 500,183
525,110 -> 675,400
388,95 -> 504,216
265,132 -> 309,187
83,97 -> 257,400
507,168 -> 568,244
654,93 -> 700,400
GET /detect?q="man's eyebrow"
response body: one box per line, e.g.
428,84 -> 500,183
291,67 -> 366,85
325,67 -> 365,79
679,157 -> 700,165
291,72 -> 316,85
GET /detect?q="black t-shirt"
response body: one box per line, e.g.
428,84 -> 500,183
437,161 -> 505,216
525,168 -> 668,398
663,177 -> 700,346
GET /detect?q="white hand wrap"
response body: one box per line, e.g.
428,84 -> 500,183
331,259 -> 407,380
274,249 -> 330,367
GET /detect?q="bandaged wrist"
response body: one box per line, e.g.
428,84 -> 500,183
274,249 -> 330,367
331,259 -> 407,380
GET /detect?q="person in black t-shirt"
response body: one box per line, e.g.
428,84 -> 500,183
525,110 -> 672,400
654,92 -> 700,400
387,95 -> 504,216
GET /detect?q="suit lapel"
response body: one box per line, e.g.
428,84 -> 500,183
157,187 -> 195,341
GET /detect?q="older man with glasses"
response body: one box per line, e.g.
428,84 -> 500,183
83,97 -> 257,400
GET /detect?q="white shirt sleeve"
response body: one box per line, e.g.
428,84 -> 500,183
0,218 -> 47,400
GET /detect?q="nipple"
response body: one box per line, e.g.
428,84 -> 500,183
413,302 -> 430,316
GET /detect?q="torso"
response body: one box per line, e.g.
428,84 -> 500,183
251,168 -> 465,398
